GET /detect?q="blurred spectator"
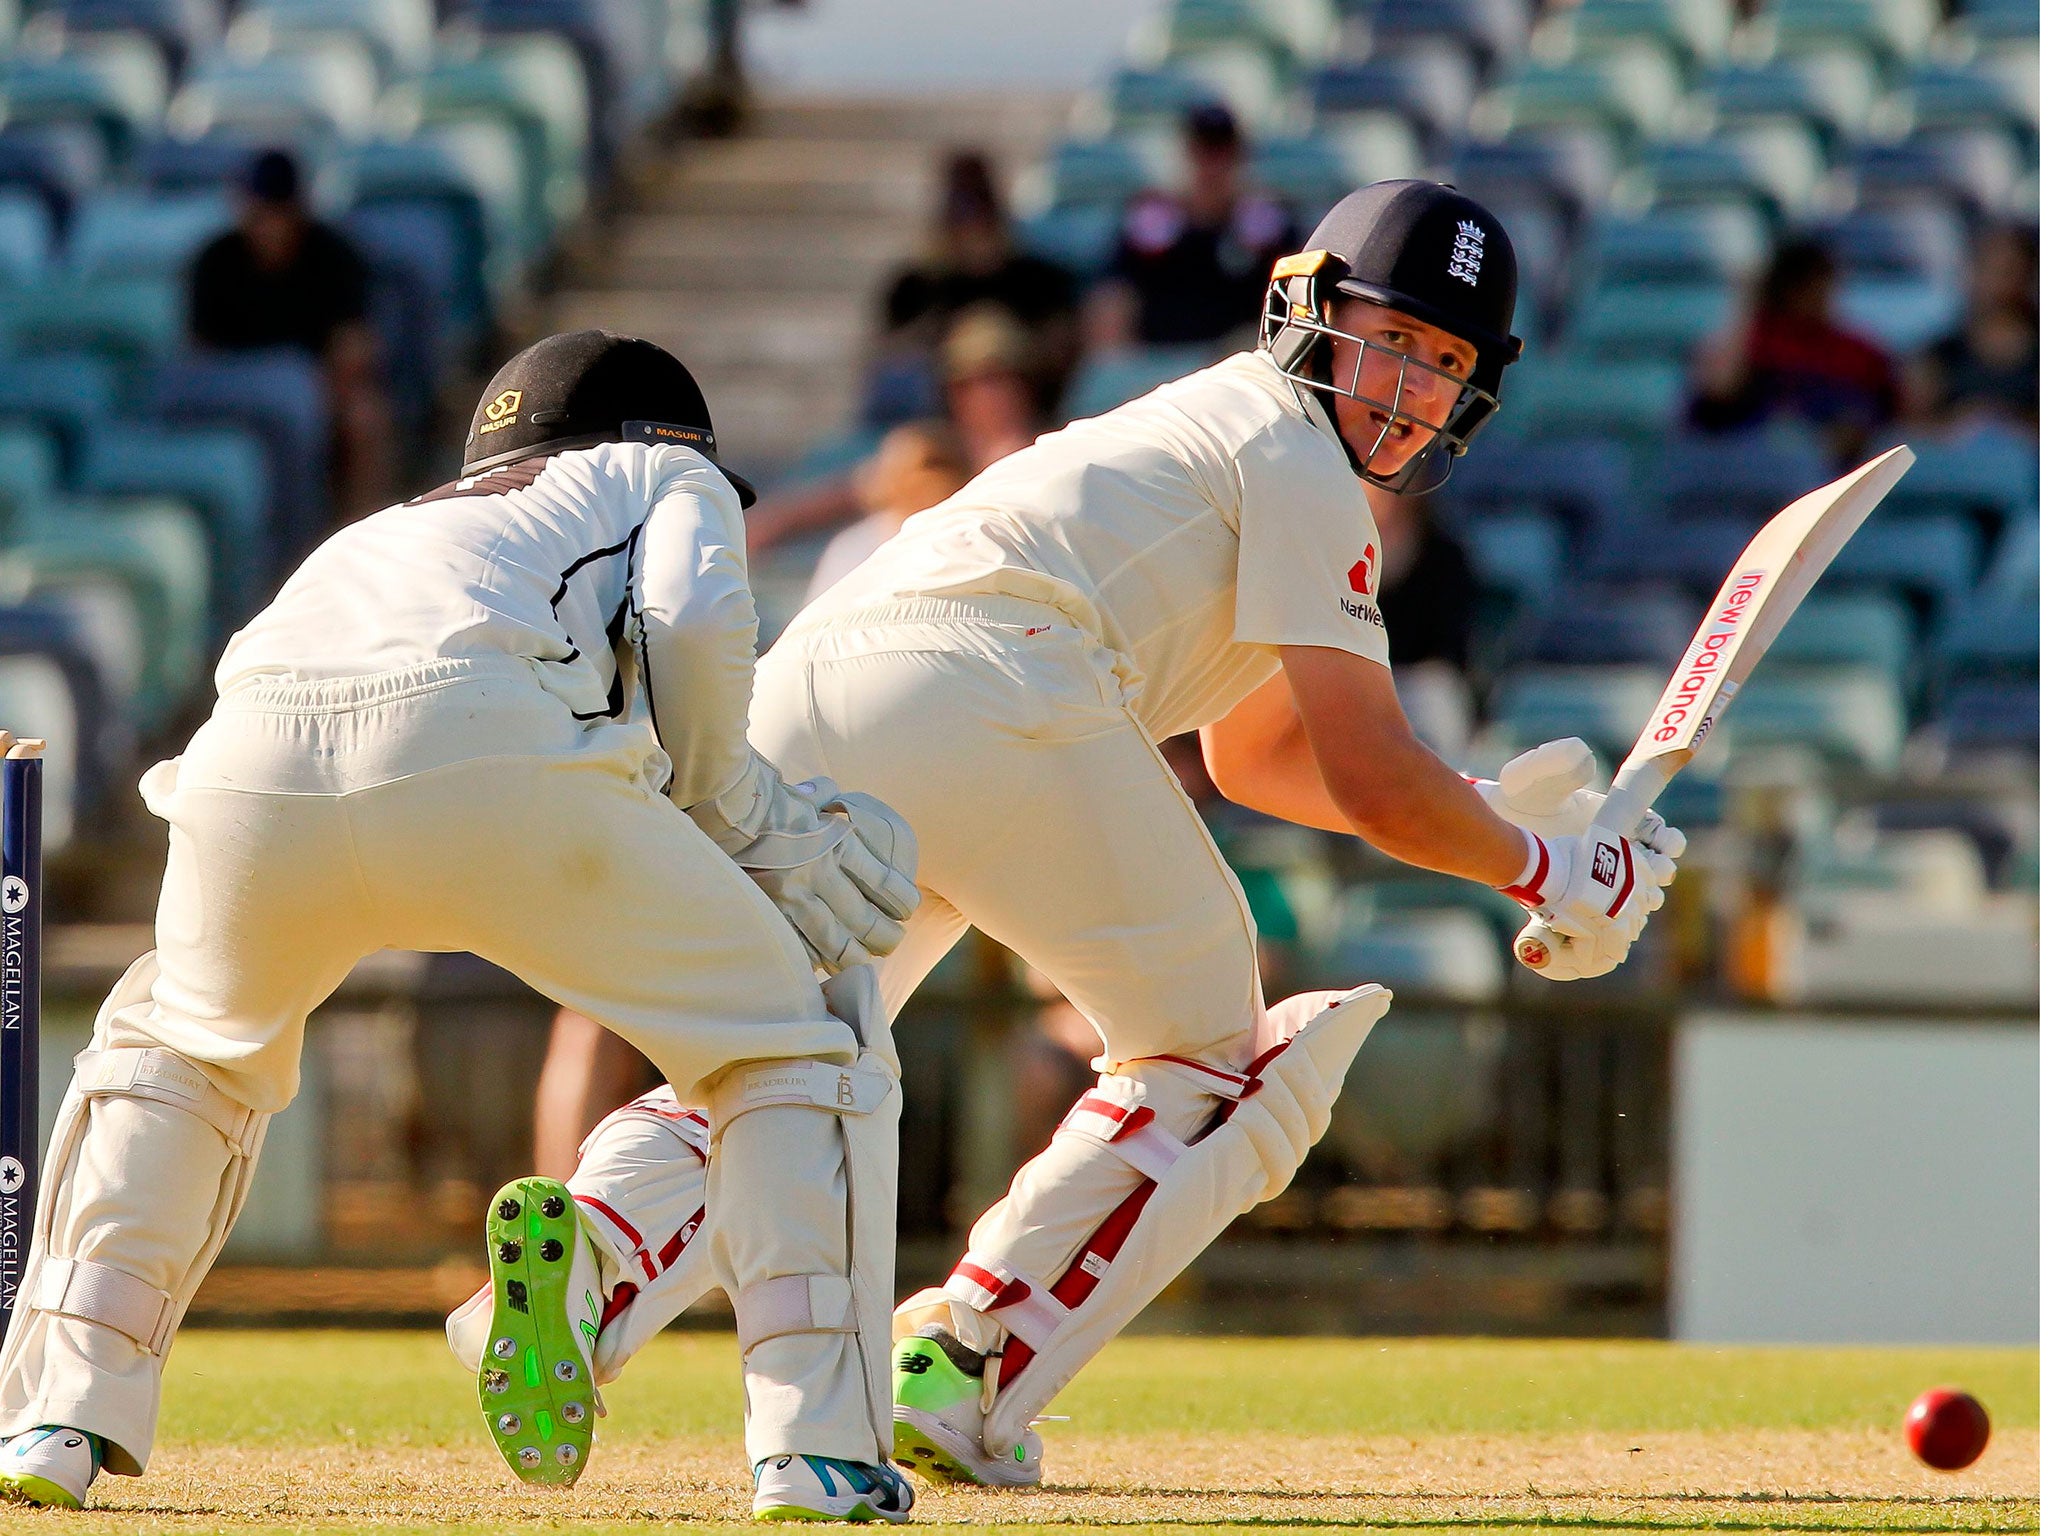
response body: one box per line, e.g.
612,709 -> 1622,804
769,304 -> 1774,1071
1906,223 -> 2038,437
189,150 -> 392,519
942,305 -> 1043,470
750,308 -> 1040,558
1370,485 -> 1478,756
1088,104 -> 1299,351
805,420 -> 971,601
868,150 -> 1079,424
1687,236 -> 1899,462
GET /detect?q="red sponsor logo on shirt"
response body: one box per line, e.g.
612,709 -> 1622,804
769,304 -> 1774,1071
1347,543 -> 1377,596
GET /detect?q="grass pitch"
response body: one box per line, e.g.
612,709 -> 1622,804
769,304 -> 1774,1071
4,1331 -> 2034,1533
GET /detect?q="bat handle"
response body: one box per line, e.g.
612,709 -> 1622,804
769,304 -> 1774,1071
1515,757 -> 1679,976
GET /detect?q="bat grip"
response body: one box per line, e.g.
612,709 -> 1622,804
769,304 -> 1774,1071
1516,757 -> 1678,976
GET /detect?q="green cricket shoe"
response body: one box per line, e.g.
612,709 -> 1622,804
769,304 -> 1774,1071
752,1454 -> 914,1521
475,1177 -> 603,1486
0,1425 -> 103,1508
890,1328 -> 1042,1487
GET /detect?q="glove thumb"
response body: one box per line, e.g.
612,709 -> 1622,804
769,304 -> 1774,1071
1498,737 -> 1598,816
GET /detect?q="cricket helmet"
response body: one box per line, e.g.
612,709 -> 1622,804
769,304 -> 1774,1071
1260,180 -> 1522,493
462,330 -> 756,507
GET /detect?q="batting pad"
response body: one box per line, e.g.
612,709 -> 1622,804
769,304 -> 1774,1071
0,981 -> 270,1475
959,983 -> 1389,1455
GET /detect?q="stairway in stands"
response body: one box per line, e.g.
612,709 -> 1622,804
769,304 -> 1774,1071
546,94 -> 1070,483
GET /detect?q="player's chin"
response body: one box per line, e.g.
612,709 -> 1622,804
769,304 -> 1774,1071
1365,433 -> 1429,477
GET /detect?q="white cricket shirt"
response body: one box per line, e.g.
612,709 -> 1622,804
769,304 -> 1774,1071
798,350 -> 1388,740
217,440 -> 760,808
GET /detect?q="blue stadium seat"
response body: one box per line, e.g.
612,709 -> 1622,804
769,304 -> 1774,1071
1822,513 -> 1979,616
1716,667 -> 1906,773
1477,41 -> 1686,144
1981,511 -> 2036,601
1314,108 -> 1426,188
67,189 -> 230,280
1486,664 -> 1669,760
413,37 -> 593,244
1760,589 -> 1917,677
1451,126 -> 1621,221
0,39 -> 168,165
1652,429 -> 1830,524
167,50 -> 382,147
1935,596 -> 2037,683
0,351 -> 118,470
1851,131 -> 2028,222
0,122 -> 106,232
1536,0 -> 1734,70
1141,0 -> 1305,66
1637,122 -> 1829,223
1939,678 -> 2036,751
468,0 -> 667,160
228,0 -> 436,84
1106,58 -> 1287,135
0,189 -> 53,286
349,122 -> 525,306
1837,277 -> 1961,352
1591,203 -> 1771,286
1349,0 -> 1532,74
1568,282 -> 1732,363
1701,47 -> 1881,147
0,647 -> 86,848
1462,510 -> 1565,605
1890,433 -> 2038,528
1762,0 -> 1937,69
1248,136 -> 1352,224
0,423 -> 60,524
1015,203 -> 1122,280
1496,355 -> 1685,446
1953,0 -> 2039,42
1827,201 -> 1966,288
1060,345 -> 1217,421
0,275 -> 182,361
343,202 -> 453,428
1444,435 -> 1636,543
79,423 -> 271,629
48,0 -> 222,74
0,601 -> 119,827
1897,61 -> 2036,142
1038,138 -> 1152,208
1311,44 -> 1480,152
140,349 -> 329,560
1592,514 -> 1753,588
1506,585 -> 1699,665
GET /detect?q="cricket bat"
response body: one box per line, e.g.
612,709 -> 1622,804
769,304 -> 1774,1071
1515,444 -> 1917,975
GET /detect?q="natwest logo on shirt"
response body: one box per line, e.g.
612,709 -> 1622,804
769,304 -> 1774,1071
1347,543 -> 1376,596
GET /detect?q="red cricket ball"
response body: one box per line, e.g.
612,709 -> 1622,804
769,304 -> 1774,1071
1904,1388 -> 1991,1470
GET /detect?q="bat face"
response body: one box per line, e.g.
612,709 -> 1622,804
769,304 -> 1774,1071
1619,445 -> 1918,781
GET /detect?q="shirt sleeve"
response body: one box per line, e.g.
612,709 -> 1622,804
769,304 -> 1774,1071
1229,421 -> 1391,667
631,457 -> 760,812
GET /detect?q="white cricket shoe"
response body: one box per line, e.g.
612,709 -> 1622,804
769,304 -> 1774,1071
891,1328 -> 1043,1487
752,1454 -> 915,1522
0,1425 -> 103,1508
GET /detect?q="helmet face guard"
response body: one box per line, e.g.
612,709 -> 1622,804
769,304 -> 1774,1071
1260,247 -> 1511,495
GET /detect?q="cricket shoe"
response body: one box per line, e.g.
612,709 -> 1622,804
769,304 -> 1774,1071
450,1176 -> 605,1486
0,1425 -> 103,1508
890,1328 -> 1042,1487
752,1454 -> 914,1522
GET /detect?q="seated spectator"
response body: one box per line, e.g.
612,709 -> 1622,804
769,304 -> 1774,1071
804,420 -> 971,601
1906,222 -> 2038,437
1087,103 -> 1299,351
1687,236 -> 1899,463
749,307 -> 1042,557
868,150 -> 1079,424
1371,485 -> 1478,755
189,149 -> 391,520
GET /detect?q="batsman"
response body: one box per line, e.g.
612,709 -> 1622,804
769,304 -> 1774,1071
0,332 -> 920,1520
513,182 -> 1690,1485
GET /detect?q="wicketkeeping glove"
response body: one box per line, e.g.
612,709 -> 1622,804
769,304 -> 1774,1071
1496,820 -> 1679,982
1471,737 -> 1687,858
686,751 -> 920,972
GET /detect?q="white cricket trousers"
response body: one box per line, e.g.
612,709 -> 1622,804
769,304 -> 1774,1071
0,655 -> 871,1472
751,598 -> 1268,1290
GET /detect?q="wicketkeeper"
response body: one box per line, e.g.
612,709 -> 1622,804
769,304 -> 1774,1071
0,332 -> 920,1521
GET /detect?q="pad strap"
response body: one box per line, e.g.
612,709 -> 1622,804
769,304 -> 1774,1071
74,1049 -> 258,1152
944,1255 -> 1069,1351
733,1273 -> 855,1353
703,1057 -> 890,1143
34,1257 -> 175,1354
1060,1093 -> 1190,1184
